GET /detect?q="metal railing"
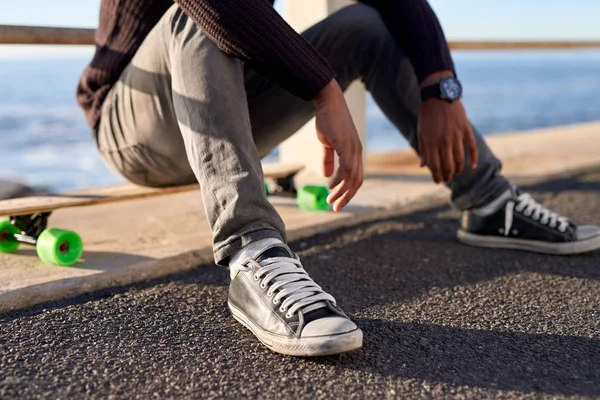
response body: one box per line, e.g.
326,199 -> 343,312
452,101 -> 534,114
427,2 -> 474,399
2,24 -> 600,50
0,25 -> 95,45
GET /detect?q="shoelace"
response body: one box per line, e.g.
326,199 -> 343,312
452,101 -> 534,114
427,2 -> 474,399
232,255 -> 336,319
515,193 -> 570,232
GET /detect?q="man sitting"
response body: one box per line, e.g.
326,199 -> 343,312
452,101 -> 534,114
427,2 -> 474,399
76,0 -> 600,357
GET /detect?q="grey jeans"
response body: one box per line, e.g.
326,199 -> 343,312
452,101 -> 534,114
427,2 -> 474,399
95,3 -> 511,265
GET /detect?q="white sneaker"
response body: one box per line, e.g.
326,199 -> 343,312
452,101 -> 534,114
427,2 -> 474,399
228,243 -> 363,356
458,189 -> 600,255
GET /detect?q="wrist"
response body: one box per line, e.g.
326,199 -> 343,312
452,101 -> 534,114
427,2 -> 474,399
420,72 -> 462,103
313,79 -> 343,108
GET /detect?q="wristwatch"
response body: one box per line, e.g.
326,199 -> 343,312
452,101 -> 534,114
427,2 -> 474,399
420,76 -> 463,102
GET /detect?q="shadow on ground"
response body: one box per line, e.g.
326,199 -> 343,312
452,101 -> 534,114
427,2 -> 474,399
317,318 -> 600,396
5,250 -> 154,271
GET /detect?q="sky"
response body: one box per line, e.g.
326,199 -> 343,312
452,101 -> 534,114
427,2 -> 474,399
1,0 -> 599,58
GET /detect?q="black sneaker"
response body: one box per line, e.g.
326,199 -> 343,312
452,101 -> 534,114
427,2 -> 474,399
457,190 -> 600,255
227,244 -> 363,356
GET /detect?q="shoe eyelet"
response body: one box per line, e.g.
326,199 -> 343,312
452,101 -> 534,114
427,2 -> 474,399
260,283 -> 267,289
267,291 -> 273,297
279,306 -> 286,313
273,298 -> 279,304
253,275 -> 259,281
285,313 -> 292,319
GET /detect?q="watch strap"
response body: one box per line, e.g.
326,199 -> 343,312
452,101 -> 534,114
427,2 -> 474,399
420,83 -> 441,101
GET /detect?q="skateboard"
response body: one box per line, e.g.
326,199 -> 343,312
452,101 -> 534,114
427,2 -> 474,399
0,162 -> 329,266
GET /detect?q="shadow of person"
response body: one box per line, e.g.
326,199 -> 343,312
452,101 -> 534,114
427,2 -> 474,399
288,170 -> 600,397
294,203 -> 599,314
315,318 -> 600,397
0,261 -> 230,322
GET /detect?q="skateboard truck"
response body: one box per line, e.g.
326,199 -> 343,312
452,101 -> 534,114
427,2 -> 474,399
0,212 -> 83,266
9,212 -> 50,245
265,176 -> 298,198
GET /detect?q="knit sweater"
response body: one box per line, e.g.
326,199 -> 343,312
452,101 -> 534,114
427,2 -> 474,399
76,0 -> 455,129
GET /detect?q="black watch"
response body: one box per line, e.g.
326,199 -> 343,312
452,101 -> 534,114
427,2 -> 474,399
420,76 -> 463,102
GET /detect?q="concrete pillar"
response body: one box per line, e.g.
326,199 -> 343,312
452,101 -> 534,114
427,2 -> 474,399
278,0 -> 367,184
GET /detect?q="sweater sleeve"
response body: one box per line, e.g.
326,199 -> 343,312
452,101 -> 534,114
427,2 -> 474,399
173,0 -> 336,101
357,0 -> 456,83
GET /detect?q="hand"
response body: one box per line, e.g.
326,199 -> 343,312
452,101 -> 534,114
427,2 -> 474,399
418,98 -> 478,184
313,80 -> 363,212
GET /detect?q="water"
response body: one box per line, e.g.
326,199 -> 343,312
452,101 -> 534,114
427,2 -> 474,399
2,49 -> 600,192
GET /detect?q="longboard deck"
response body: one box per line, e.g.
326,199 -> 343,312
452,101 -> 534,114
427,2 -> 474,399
0,162 -> 304,218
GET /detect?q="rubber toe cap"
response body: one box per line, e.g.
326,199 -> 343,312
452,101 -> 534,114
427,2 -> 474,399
577,225 -> 600,240
301,317 -> 358,338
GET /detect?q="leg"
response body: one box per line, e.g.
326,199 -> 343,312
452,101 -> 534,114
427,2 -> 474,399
244,3 -> 599,255
334,4 -> 598,254
329,4 -> 599,254
96,5 -> 285,265
95,5 -> 363,356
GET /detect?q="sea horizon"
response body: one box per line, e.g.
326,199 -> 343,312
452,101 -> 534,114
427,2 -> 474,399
2,49 -> 600,192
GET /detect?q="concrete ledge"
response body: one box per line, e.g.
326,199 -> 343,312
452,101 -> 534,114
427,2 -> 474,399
0,196 -> 449,315
0,249 -> 213,315
2,122 -> 600,314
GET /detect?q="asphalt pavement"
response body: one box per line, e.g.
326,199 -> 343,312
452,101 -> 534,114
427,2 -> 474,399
2,168 -> 599,399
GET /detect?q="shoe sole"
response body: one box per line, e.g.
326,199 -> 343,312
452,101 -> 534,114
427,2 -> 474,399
228,301 -> 363,357
457,229 -> 600,255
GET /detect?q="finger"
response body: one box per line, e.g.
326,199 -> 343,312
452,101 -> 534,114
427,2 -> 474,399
440,141 -> 455,183
342,153 -> 364,209
464,126 -> 478,169
332,162 -> 362,212
327,155 -> 353,202
428,148 -> 442,184
327,175 -> 352,208
333,185 -> 356,212
322,145 -> 335,178
327,154 -> 348,190
453,136 -> 465,175
329,146 -> 363,210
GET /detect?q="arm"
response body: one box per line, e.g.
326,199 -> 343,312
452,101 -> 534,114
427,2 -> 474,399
174,0 -> 365,210
356,0 -> 455,85
358,0 -> 477,183
90,0 -> 337,102
174,0 -> 336,101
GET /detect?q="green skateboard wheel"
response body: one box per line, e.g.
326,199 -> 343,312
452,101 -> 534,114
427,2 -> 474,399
36,228 -> 83,266
264,181 -> 269,197
0,219 -> 20,253
297,185 -> 330,211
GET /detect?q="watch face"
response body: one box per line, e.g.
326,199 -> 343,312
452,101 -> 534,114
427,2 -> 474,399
440,78 -> 462,101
